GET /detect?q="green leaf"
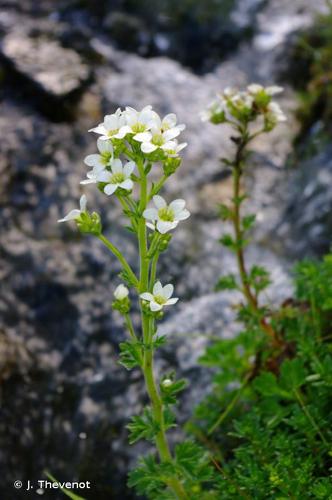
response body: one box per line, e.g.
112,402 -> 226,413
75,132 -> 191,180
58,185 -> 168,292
127,407 -> 159,444
281,359 -> 307,390
161,378 -> 187,405
253,372 -> 292,400
242,214 -> 256,231
128,455 -> 175,497
118,341 -> 142,370
218,204 -> 233,221
248,265 -> 271,293
219,233 -> 236,250
44,473 -> 86,500
215,274 -> 239,291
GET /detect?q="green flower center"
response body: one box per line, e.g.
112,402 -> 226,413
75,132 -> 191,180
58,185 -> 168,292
152,134 -> 164,146
110,172 -> 125,184
154,294 -> 167,305
108,129 -> 119,137
132,123 -> 147,133
101,152 -> 112,164
158,207 -> 174,222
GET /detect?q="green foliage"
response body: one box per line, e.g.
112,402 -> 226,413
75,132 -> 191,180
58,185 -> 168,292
127,407 -> 176,444
127,407 -> 160,444
190,254 -> 332,499
128,454 -> 177,499
160,376 -> 188,405
248,265 -> 271,294
118,340 -> 142,370
215,273 -> 239,291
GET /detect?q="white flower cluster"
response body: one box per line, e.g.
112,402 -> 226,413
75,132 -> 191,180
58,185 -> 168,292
202,83 -> 286,130
89,105 -> 187,157
58,106 -> 189,230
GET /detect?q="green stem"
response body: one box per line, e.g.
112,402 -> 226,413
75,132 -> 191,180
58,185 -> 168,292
149,174 -> 168,200
231,143 -> 280,347
98,234 -> 139,288
294,389 -> 328,446
136,159 -> 188,499
149,252 -> 159,291
124,313 -> 138,342
208,372 -> 251,435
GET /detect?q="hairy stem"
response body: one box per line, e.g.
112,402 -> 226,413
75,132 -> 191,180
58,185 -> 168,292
98,234 -> 139,288
232,138 -> 280,346
136,160 -> 188,499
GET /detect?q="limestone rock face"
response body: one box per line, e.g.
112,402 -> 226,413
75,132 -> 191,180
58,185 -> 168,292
0,0 -> 329,499
0,32 -> 90,118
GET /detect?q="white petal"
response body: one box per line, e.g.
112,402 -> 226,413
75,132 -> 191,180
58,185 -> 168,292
140,292 -> 154,301
111,159 -> 123,174
57,208 -> 81,222
80,178 -> 96,185
119,179 -> 133,191
114,125 -> 132,139
97,171 -> 111,183
105,114 -> 119,130
266,85 -> 283,95
153,281 -> 163,295
150,301 -> 162,312
89,124 -> 106,135
97,138 -> 113,154
84,154 -> 101,168
153,195 -> 166,209
169,199 -> 186,213
162,113 -> 177,128
143,208 -> 158,221
146,222 -> 156,231
134,132 -> 152,143
161,140 -> 177,151
156,220 -> 176,234
141,142 -> 157,153
123,161 -> 135,176
79,194 -> 87,212
166,298 -> 179,305
176,208 -> 190,221
162,284 -> 174,300
104,184 -> 118,195
247,83 -> 263,94
163,128 -> 180,141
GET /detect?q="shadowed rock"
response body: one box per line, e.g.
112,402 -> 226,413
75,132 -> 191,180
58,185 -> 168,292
0,32 -> 91,120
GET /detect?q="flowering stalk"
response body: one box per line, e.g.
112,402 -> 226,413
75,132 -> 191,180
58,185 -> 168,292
202,84 -> 287,347
58,106 -> 191,498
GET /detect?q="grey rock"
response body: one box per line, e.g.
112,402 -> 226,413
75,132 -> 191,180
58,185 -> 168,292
0,31 -> 91,119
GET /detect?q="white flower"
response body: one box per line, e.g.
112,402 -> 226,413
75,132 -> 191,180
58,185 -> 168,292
266,101 -> 287,123
114,284 -> 129,300
97,159 -> 135,195
134,112 -> 185,154
81,139 -> 114,185
117,105 -> 160,140
58,194 -> 87,223
143,195 -> 190,234
89,108 -> 127,140
140,281 -> 178,312
247,84 -> 283,96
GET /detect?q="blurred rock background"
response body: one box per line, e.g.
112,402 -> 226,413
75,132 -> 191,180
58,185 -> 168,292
0,0 -> 331,498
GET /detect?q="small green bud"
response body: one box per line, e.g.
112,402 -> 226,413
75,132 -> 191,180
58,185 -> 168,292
76,211 -> 102,236
163,156 -> 181,177
112,285 -> 131,314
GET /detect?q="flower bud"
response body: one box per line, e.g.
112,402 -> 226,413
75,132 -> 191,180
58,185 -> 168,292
114,284 -> 129,301
162,379 -> 172,388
